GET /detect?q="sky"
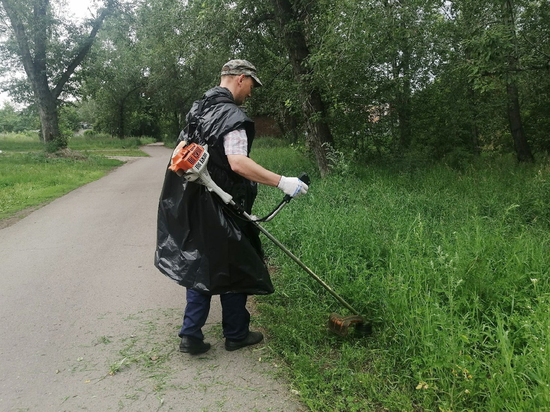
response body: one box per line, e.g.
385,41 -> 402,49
67,0 -> 96,20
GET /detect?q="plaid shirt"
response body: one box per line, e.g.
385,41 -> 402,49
223,129 -> 248,156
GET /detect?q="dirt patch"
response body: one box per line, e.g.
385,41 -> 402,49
106,156 -> 140,163
46,148 -> 89,160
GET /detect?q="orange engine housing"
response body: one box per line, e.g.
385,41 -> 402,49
169,142 -> 205,174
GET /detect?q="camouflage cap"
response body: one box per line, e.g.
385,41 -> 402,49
221,59 -> 263,87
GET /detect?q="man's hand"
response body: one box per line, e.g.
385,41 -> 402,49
277,176 -> 309,198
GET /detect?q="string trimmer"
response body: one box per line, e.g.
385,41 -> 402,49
169,141 -> 371,336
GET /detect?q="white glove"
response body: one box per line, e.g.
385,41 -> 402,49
277,176 -> 309,198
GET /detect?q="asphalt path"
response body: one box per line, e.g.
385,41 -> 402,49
0,144 -> 304,412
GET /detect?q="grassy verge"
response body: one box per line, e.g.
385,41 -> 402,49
0,152 -> 123,220
0,132 -> 154,221
251,140 -> 550,411
69,134 -> 155,157
0,132 -> 155,156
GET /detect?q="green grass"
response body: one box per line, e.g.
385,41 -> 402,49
251,143 -> 550,412
0,132 -> 155,155
69,134 -> 155,156
0,152 -> 123,219
0,132 -> 154,220
0,131 -> 44,152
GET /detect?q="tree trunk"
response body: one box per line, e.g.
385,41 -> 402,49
173,110 -> 180,141
468,82 -> 481,156
279,110 -> 300,144
117,102 -> 125,139
396,85 -> 411,151
37,93 -> 60,143
270,0 -> 333,177
302,90 -> 333,177
397,48 -> 412,151
507,81 -> 533,162
503,0 -> 534,162
463,15 -> 481,156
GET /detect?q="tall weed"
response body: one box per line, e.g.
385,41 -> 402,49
251,148 -> 550,412
0,132 -> 43,151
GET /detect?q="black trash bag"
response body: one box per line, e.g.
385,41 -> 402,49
155,86 -> 274,296
154,164 -> 274,296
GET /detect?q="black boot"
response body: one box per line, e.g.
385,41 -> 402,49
225,331 -> 264,351
179,336 -> 211,355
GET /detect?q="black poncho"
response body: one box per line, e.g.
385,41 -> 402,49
154,87 -> 274,295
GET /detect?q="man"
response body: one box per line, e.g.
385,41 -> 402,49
155,59 -> 308,355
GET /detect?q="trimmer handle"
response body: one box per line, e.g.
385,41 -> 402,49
299,172 -> 311,185
254,172 -> 310,222
283,172 -> 310,203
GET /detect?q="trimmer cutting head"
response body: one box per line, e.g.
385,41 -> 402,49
328,313 -> 372,337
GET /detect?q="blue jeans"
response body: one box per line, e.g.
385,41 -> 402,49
179,289 -> 250,341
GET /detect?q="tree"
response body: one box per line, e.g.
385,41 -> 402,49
502,0 -> 533,162
269,0 -> 334,177
0,0 -> 116,147
304,0 -> 447,159
81,6 -> 147,138
519,0 -> 550,153
0,103 -> 20,132
457,0 -> 541,162
135,0 -> 231,138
